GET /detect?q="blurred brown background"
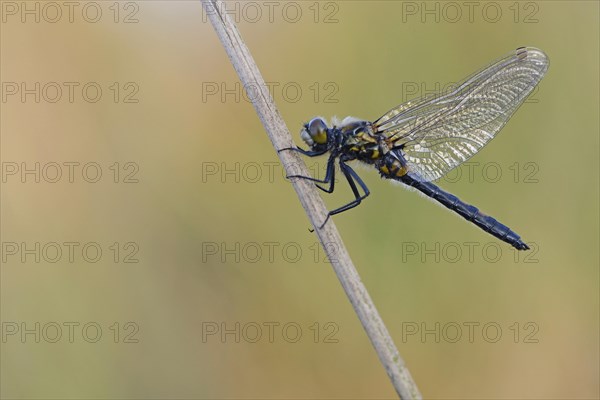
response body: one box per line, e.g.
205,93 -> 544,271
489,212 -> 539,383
1,1 -> 598,398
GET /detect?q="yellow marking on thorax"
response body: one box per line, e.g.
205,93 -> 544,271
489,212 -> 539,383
357,131 -> 377,143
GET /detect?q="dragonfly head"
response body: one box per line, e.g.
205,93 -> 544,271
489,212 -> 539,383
300,117 -> 329,149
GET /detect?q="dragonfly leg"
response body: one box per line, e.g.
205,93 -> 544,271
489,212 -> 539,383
320,162 -> 370,228
315,156 -> 336,193
287,154 -> 336,194
278,146 -> 328,157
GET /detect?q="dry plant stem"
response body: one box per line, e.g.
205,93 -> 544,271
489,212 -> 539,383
202,1 -> 422,398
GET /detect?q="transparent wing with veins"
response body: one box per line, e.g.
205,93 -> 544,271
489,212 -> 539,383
373,47 -> 549,182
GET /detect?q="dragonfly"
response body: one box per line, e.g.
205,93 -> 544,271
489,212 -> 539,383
282,47 -> 549,250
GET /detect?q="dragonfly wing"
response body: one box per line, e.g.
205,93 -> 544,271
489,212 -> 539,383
373,47 -> 549,182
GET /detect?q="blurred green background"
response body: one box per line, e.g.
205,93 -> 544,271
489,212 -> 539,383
1,1 -> 598,398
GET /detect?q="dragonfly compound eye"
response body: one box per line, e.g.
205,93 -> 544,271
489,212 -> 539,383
306,117 -> 328,145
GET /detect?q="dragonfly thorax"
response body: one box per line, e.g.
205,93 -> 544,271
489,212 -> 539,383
301,116 -> 387,163
337,119 -> 383,163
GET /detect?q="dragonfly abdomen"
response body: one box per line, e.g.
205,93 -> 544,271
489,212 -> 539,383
399,174 -> 530,251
